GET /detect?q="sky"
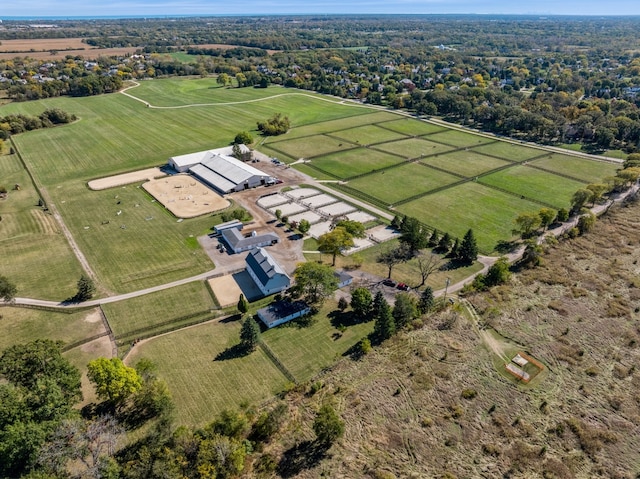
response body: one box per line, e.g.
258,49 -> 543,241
2,0 -> 640,18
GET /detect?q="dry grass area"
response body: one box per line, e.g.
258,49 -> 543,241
259,195 -> 640,479
0,45 -> 138,60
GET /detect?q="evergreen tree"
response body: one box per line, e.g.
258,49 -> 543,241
428,229 -> 439,247
392,293 -> 417,329
458,229 -> 479,264
373,293 -> 395,340
74,275 -> 95,302
449,238 -> 460,259
436,232 -> 452,253
418,287 -> 435,315
237,294 -> 249,316
240,317 -> 260,352
313,404 -> 344,447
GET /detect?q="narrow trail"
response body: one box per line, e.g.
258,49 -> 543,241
459,298 -> 510,362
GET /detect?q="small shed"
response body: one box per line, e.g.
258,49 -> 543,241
334,270 -> 353,288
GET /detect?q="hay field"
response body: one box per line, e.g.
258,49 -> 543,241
0,38 -> 137,60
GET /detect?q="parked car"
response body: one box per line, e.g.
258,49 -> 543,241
396,283 -> 410,291
382,279 -> 396,287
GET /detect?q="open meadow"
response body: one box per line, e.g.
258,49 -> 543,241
125,318 -> 288,426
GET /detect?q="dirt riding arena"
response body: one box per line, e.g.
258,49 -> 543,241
88,167 -> 166,191
143,174 -> 230,218
207,275 -> 243,307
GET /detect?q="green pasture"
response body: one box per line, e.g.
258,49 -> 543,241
0,153 -> 82,299
167,52 -> 201,63
381,118 -> 446,136
53,181 -> 215,293
472,141 -> 543,162
0,307 -> 102,352
421,150 -> 511,178
427,129 -> 495,148
274,110 -> 399,140
373,137 -> 455,159
288,162 -> 336,180
528,154 -> 619,183
265,134 -> 355,160
396,182 -> 544,253
347,162 -> 461,205
309,148 -> 405,179
330,124 -> 406,145
126,319 -> 287,426
261,300 -> 373,382
101,282 -> 215,339
478,166 -> 585,208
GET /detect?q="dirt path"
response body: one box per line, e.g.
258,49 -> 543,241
459,298 -> 510,362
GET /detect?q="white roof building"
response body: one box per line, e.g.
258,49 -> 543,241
168,145 -> 271,194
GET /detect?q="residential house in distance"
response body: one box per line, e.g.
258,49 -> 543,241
257,300 -> 311,329
245,248 -> 290,296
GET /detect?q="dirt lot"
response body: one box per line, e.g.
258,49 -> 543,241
0,37 -> 138,60
88,167 -> 165,190
207,275 -> 243,307
142,175 -> 229,218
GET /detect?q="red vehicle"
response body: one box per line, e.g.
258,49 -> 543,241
396,283 -> 410,291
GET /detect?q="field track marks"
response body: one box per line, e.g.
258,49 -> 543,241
120,81 -> 373,110
30,209 -> 59,235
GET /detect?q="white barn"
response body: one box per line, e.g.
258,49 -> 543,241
245,248 -> 290,297
168,146 -> 272,194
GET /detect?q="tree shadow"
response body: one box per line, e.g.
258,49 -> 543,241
214,343 -> 250,361
328,310 -> 361,328
219,313 -> 242,324
495,239 -> 520,254
277,440 -> 330,478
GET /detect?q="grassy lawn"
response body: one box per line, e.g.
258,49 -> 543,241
396,182 -> 544,253
529,154 -> 619,183
427,129 -> 495,148
101,282 -> 215,339
472,141 -> 543,162
290,162 -> 337,180
373,137 -> 455,159
330,124 -> 407,145
126,318 -> 288,426
265,134 -> 355,160
309,148 -> 405,179
261,299 -> 373,382
325,240 -> 484,290
478,165 -> 585,208
53,181 -> 215,294
347,162 -> 461,204
277,110 -> 399,140
421,150 -> 511,178
0,307 -> 103,352
0,153 -> 83,299
381,118 -> 446,136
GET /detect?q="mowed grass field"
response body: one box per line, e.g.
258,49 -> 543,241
1,82 -> 375,296
101,281 -> 216,340
125,318 -> 288,426
262,300 -> 374,382
0,306 -> 103,352
0,152 -> 83,299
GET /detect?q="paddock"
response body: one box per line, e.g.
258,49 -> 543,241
142,174 -> 230,218
88,167 -> 165,190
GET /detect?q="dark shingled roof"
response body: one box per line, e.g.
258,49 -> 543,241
245,248 -> 288,286
221,228 -> 279,252
257,300 -> 310,328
